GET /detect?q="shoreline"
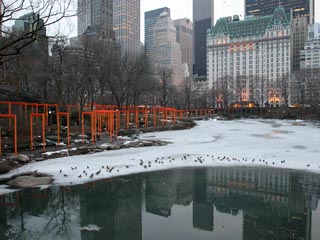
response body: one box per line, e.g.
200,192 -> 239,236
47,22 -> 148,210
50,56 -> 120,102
1,118 -> 320,194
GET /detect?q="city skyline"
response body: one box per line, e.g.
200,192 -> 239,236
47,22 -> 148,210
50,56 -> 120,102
45,0 -> 320,41
142,0 -> 320,43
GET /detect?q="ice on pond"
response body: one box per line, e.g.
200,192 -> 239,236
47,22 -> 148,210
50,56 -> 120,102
1,118 -> 320,193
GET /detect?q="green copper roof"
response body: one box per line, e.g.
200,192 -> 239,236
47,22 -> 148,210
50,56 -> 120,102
208,7 -> 291,39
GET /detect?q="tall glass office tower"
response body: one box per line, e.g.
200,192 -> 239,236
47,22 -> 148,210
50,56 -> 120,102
113,0 -> 141,55
245,0 -> 315,24
145,7 -> 171,57
193,0 -> 214,77
77,0 -> 114,39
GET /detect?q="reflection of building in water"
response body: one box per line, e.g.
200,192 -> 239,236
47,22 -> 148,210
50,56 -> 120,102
207,167 -> 290,200
206,167 -> 313,240
0,205 -> 6,239
2,167 -> 320,239
176,169 -> 194,206
79,177 -> 142,240
193,169 -> 214,231
299,172 -> 320,211
243,211 -> 311,240
289,173 -> 307,214
144,168 -> 214,231
145,170 -> 182,217
115,179 -> 142,240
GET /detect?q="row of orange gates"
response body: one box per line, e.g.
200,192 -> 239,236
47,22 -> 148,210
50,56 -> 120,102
0,101 -> 214,155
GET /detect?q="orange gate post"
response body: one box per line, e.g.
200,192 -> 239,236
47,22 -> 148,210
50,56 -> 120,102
144,109 -> 148,129
126,110 -> 130,130
30,113 -> 45,152
116,110 -> 120,136
0,114 -> 17,155
93,110 -> 116,142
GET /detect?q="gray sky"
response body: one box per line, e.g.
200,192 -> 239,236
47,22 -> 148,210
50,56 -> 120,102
140,0 -> 244,42
140,0 -> 320,43
141,0 -> 245,22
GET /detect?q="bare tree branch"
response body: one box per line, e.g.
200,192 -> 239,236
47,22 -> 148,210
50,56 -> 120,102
0,0 -> 81,63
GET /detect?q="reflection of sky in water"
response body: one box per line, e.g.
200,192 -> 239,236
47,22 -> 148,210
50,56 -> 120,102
1,167 -> 320,240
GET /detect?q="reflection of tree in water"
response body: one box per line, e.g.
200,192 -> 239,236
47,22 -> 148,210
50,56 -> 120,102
43,188 -> 80,238
2,176 -> 143,240
77,176 -> 142,240
5,187 -> 80,239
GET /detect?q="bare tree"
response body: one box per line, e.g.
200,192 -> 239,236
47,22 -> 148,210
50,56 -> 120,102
183,76 -> 193,109
50,38 -> 95,108
292,70 -> 306,105
0,34 -> 49,101
91,40 -> 117,104
234,75 -> 244,104
214,75 -> 231,108
278,74 -> 290,107
104,53 -> 154,109
158,68 -> 173,107
128,54 -> 156,106
0,0 -> 80,63
258,76 -> 266,107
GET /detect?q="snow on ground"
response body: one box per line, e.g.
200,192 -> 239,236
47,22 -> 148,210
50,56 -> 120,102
1,118 -> 320,194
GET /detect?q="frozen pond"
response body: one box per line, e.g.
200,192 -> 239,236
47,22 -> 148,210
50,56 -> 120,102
1,167 -> 320,239
2,119 -> 320,192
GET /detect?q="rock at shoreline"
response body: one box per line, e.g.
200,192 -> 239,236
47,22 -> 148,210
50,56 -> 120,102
0,160 -> 10,174
8,154 -> 30,163
118,129 -> 142,137
7,176 -> 54,188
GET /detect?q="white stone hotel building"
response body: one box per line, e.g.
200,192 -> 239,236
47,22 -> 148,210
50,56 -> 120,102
207,7 -> 292,107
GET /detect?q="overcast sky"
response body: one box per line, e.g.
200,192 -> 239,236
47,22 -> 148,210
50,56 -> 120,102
140,0 -> 320,43
140,0 -> 244,42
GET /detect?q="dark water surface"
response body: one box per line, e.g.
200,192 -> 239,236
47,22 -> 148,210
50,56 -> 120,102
1,167 -> 320,239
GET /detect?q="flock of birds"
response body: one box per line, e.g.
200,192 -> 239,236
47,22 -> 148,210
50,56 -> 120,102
59,165 -> 123,179
56,153 -> 316,180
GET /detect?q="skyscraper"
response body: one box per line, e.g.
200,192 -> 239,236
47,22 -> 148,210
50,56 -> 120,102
12,13 -> 48,59
113,0 -> 140,55
245,0 -> 315,24
193,0 -> 214,77
301,23 -> 320,70
291,16 -> 308,71
145,7 -> 171,57
174,18 -> 193,75
77,0 -> 114,39
151,12 -> 185,86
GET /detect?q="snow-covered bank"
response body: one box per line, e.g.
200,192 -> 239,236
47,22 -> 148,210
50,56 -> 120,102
1,119 -> 320,194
